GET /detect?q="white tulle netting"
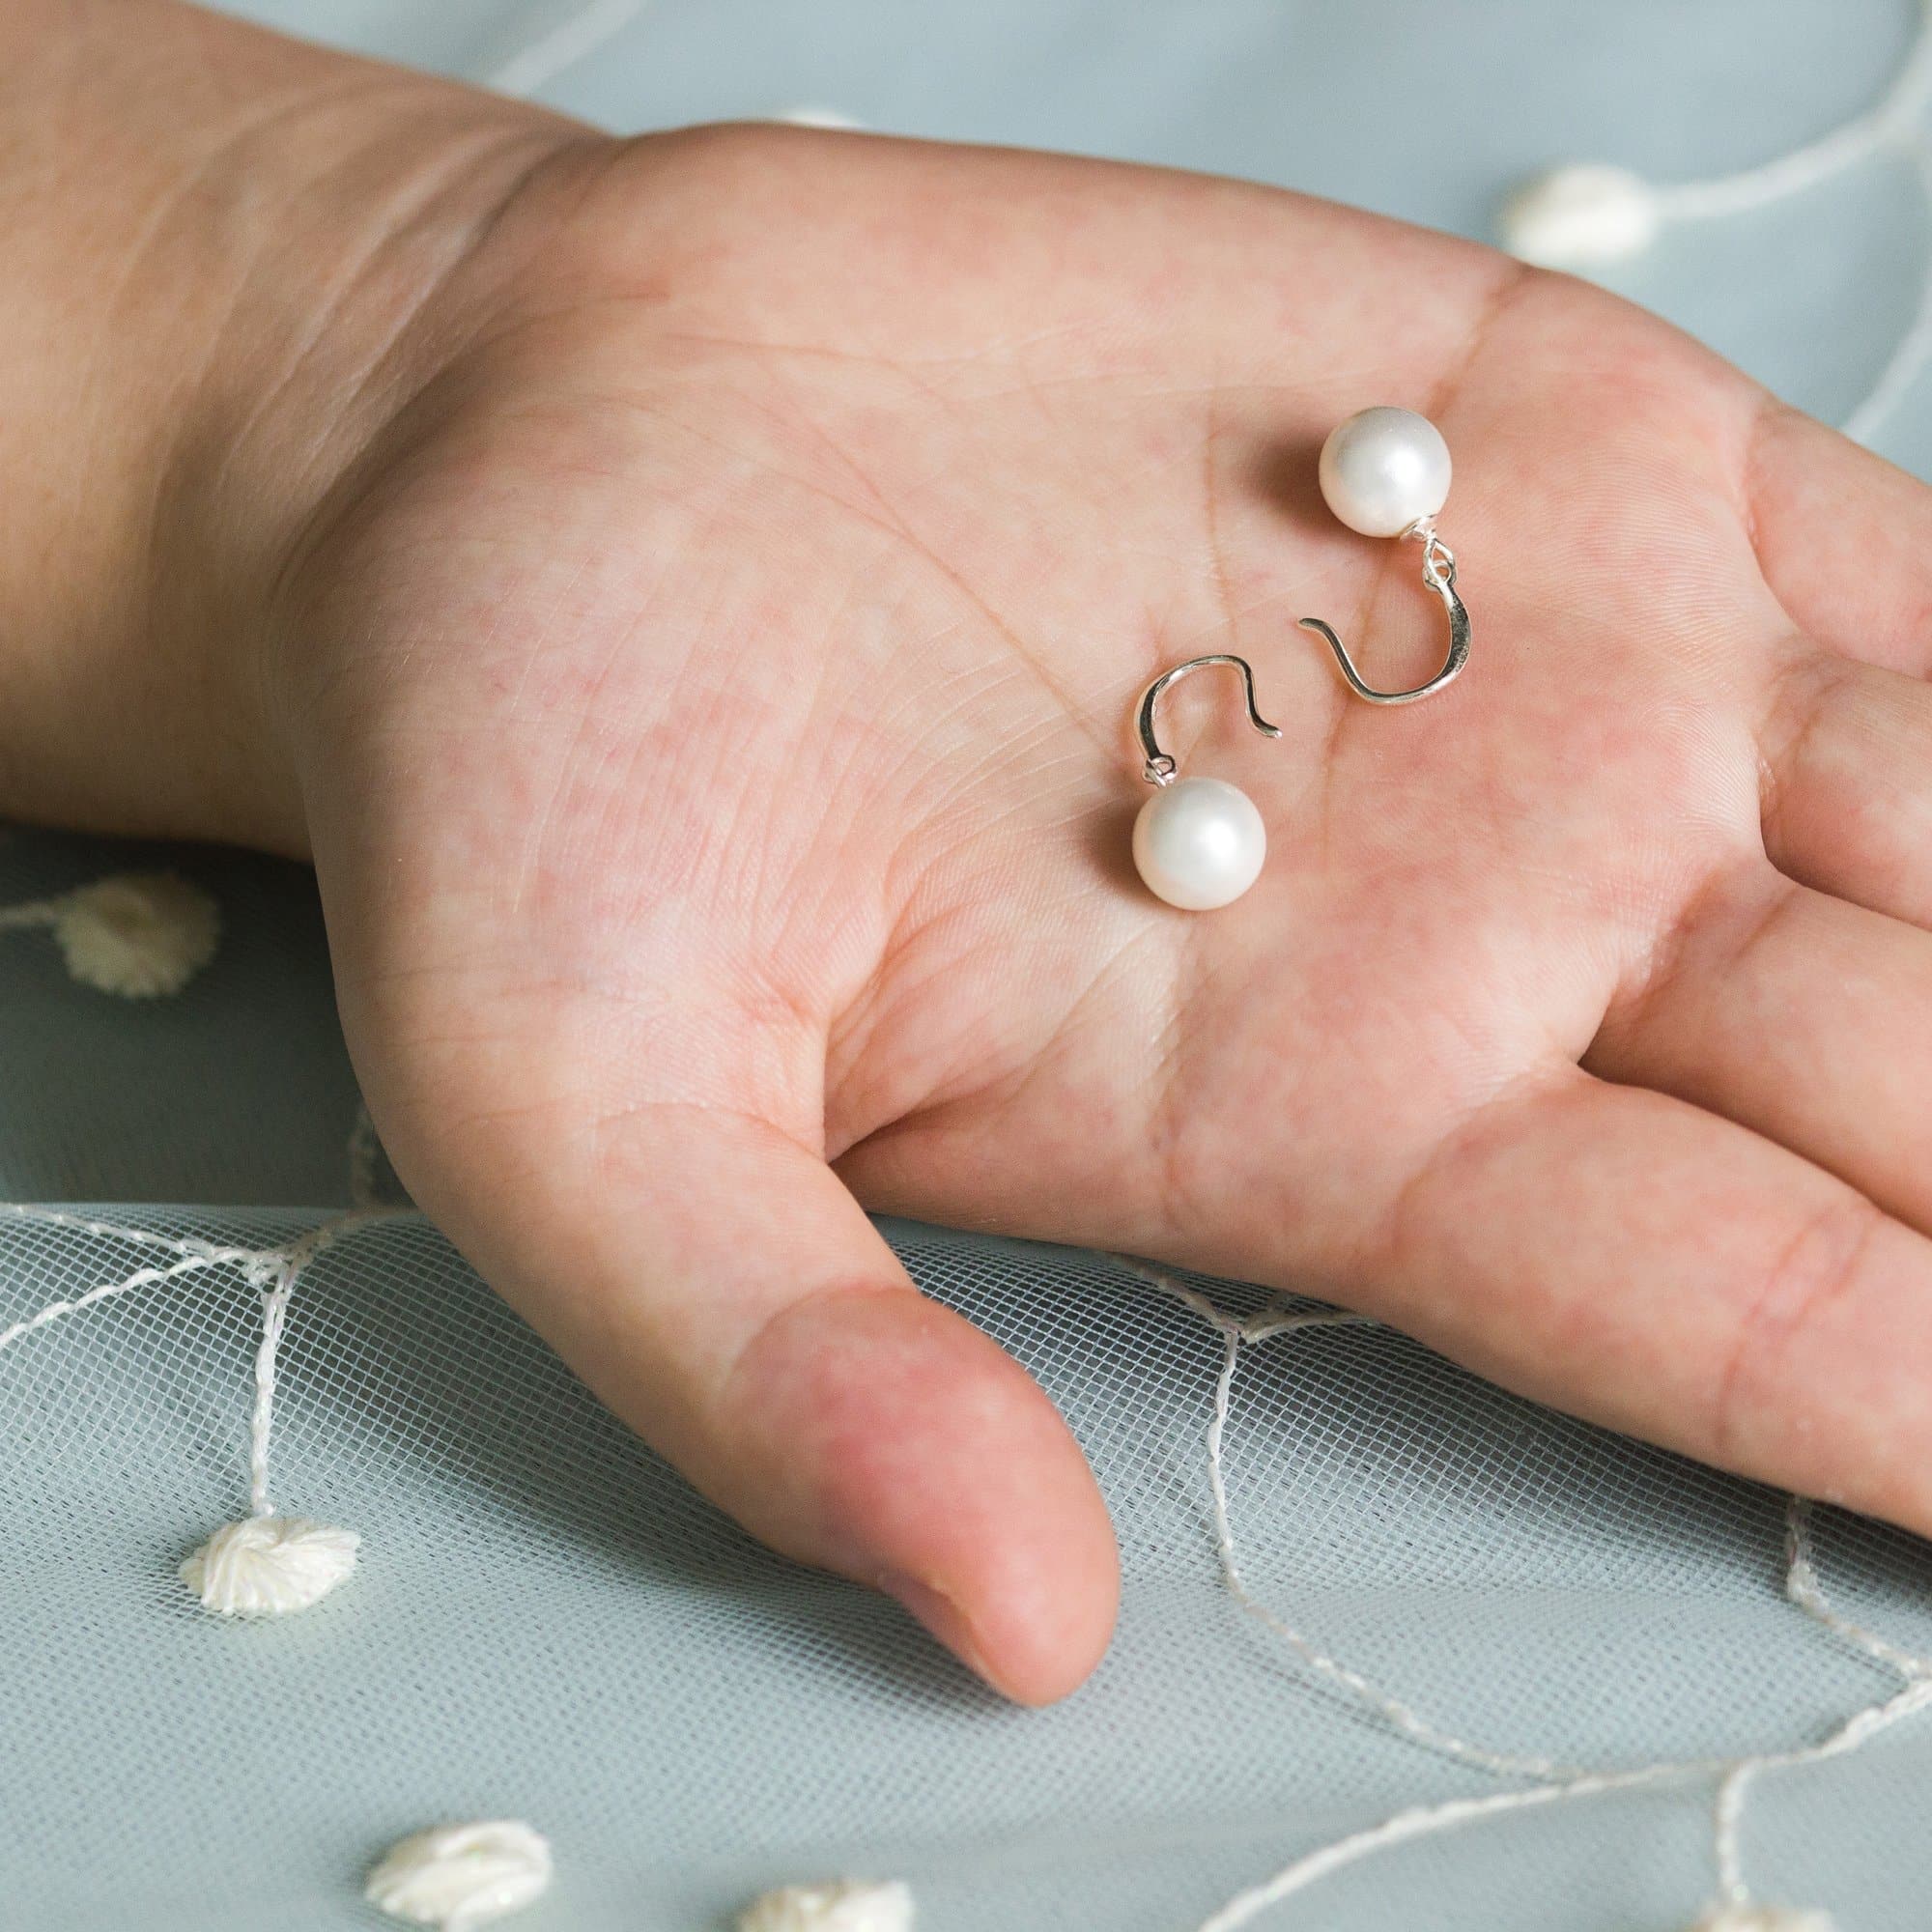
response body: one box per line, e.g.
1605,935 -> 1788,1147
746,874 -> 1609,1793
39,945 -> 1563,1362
8,1201 -> 1932,1930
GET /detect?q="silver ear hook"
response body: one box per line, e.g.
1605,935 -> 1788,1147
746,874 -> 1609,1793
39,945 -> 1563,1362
1136,653 -> 1282,786
1298,520 -> 1470,707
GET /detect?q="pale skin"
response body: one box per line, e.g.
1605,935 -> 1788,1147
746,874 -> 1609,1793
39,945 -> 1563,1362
7,2 -> 1932,1705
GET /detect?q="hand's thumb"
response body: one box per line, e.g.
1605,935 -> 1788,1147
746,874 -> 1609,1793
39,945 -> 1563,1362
424,1102 -> 1120,1704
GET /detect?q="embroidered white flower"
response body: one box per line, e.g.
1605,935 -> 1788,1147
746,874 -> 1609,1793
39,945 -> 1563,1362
739,1880 -> 915,1932
52,871 -> 219,996
179,1515 -> 358,1617
365,1822 -> 553,1929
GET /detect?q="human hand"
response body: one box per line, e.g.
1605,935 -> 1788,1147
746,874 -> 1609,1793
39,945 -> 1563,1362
224,121 -> 1932,1704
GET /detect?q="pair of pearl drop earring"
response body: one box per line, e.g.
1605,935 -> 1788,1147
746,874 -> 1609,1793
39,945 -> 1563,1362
1131,405 -> 1471,911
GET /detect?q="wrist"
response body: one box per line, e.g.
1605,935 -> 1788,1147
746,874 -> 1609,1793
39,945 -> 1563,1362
173,95 -> 600,859
0,1 -> 595,855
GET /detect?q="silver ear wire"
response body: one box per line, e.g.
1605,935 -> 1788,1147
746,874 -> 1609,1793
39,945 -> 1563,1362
1135,653 -> 1282,786
1128,654 -> 1280,912
1298,520 -> 1470,706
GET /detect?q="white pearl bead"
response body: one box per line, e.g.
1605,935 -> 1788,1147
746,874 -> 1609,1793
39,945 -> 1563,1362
1132,776 -> 1265,911
1318,407 -> 1452,539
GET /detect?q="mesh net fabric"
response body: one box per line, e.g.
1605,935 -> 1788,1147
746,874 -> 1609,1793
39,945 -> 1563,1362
7,1208 -> 1932,1930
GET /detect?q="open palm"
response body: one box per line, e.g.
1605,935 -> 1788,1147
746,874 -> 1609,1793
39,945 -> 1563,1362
277,125 -> 1932,1702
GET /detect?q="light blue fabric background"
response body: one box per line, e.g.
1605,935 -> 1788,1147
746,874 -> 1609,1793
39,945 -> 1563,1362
3,5 -> 1931,1929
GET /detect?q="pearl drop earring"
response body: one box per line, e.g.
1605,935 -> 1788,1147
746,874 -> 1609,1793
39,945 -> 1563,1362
1131,654 -> 1281,910
1301,406 -> 1471,706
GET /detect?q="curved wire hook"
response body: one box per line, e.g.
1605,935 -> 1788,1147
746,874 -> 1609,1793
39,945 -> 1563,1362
1136,653 -> 1282,785
1298,527 -> 1470,707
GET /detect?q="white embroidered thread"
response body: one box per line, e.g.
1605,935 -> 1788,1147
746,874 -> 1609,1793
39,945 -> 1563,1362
1119,1260 -> 1574,1782
1116,1257 -> 1932,1932
1189,1661 -> 1928,1932
0,1204 -> 262,1255
364,1821 -> 554,1929
1188,1667 -> 1932,1931
0,871 -> 219,997
0,1245 -> 245,1352
1785,1493 -> 1932,1677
